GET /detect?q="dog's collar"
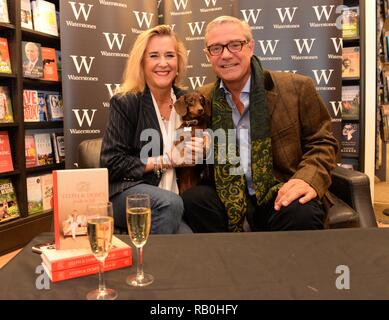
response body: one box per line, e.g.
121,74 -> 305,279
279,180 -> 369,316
183,119 -> 198,127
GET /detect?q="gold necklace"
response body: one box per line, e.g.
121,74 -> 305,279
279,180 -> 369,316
160,97 -> 173,121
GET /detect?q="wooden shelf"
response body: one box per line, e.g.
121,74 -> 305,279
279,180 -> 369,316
24,121 -> 63,130
0,170 -> 21,178
26,162 -> 65,174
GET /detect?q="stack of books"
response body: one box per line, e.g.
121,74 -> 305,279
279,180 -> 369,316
40,236 -> 132,282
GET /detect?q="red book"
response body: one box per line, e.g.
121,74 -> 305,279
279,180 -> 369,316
23,90 -> 39,122
42,256 -> 132,282
41,236 -> 132,272
25,134 -> 38,168
0,131 -> 13,173
0,37 -> 12,74
41,47 -> 58,81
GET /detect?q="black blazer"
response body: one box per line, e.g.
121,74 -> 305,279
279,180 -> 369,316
100,86 -> 186,198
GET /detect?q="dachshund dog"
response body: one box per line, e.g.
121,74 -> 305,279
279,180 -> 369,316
173,92 -> 211,194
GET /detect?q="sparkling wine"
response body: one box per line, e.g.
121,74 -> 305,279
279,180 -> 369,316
87,216 -> 113,262
127,207 -> 151,248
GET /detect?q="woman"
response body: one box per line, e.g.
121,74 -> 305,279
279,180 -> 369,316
100,25 -> 202,234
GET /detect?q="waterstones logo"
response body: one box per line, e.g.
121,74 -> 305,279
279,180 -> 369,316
200,0 -> 222,13
274,7 -> 300,29
329,101 -> 342,119
313,69 -> 335,91
98,0 -> 127,8
101,33 -> 128,58
310,5 -> 336,27
329,37 -> 343,59
291,39 -> 318,61
188,76 -> 207,90
257,40 -> 281,61
186,22 -> 205,41
70,109 -> 101,134
240,9 -> 264,30
186,50 -> 193,69
103,83 -> 121,107
132,11 -> 154,33
66,1 -> 96,29
68,55 -> 98,81
171,0 -> 192,15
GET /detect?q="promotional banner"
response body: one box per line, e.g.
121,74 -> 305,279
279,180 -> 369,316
61,0 -> 343,167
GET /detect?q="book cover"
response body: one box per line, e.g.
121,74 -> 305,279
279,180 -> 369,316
21,0 -> 33,29
55,50 -> 61,79
0,0 -> 9,23
46,93 -> 63,121
22,41 -> 43,79
41,47 -> 58,81
0,86 -> 13,123
53,168 -> 109,250
0,131 -> 13,173
341,6 -> 359,39
341,86 -> 360,120
341,122 -> 360,156
42,236 -> 132,271
34,133 -> 54,165
342,47 -> 360,78
0,178 -> 20,224
0,37 -> 12,74
37,91 -> 48,122
51,132 -> 65,163
381,104 -> 389,142
25,134 -> 38,168
42,256 -> 132,282
33,0 -> 58,36
27,175 -> 43,215
23,90 -> 39,122
41,173 -> 53,211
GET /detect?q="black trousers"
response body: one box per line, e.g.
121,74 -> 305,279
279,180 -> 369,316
182,185 -> 325,232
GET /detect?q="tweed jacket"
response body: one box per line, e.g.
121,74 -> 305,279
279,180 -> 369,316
198,70 -> 339,203
100,86 -> 186,198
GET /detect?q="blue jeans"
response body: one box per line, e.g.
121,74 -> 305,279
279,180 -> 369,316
111,183 -> 191,234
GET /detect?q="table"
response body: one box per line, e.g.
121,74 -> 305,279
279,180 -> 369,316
1,228 -> 389,300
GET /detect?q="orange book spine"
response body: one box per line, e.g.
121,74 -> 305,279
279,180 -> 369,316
50,257 -> 132,282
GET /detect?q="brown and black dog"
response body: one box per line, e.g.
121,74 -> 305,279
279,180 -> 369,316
173,92 -> 211,194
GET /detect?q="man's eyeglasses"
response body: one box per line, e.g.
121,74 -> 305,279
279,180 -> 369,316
206,40 -> 249,56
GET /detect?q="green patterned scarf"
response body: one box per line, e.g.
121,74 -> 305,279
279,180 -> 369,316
211,56 -> 283,232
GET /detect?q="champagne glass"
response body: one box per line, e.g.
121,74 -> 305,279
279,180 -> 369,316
86,202 -> 118,300
126,194 -> 154,287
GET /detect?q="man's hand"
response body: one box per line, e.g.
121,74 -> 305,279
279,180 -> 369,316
274,179 -> 317,211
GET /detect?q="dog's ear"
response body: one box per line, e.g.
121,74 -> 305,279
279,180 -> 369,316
174,95 -> 188,116
201,94 -> 211,118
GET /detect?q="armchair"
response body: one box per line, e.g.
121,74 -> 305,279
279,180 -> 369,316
77,138 -> 377,229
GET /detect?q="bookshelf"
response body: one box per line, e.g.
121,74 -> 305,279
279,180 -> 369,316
0,0 -> 63,255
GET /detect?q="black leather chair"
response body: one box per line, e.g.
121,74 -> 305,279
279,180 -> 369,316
77,138 -> 377,229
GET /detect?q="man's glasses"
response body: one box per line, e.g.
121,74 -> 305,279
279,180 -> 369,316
206,40 -> 249,56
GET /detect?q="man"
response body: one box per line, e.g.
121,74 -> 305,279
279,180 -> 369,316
23,42 -> 43,78
182,16 -> 338,232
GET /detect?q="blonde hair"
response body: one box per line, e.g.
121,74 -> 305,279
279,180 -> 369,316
118,25 -> 187,94
205,16 -> 253,45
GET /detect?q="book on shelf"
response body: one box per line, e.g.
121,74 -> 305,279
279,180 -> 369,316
37,91 -> 48,121
31,0 -> 58,36
22,41 -> 43,79
381,104 -> 389,142
41,47 -> 58,81
23,90 -> 40,122
0,86 -> 13,123
46,93 -> 63,121
0,0 -> 9,23
0,37 -> 11,74
21,0 -> 33,29
0,131 -> 13,173
53,168 -> 109,250
342,46 -> 360,79
341,6 -> 359,39
41,173 -> 53,211
341,122 -> 360,156
42,256 -> 132,282
341,86 -> 359,120
27,175 -> 43,215
0,178 -> 20,224
25,134 -> 38,168
55,50 -> 61,79
51,132 -> 65,163
34,133 -> 54,165
41,236 -> 132,272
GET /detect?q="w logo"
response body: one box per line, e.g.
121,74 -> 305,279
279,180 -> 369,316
294,39 -> 316,54
133,11 -> 154,29
73,109 -> 97,127
188,76 -> 207,90
312,5 -> 335,21
188,22 -> 205,36
103,33 -> 126,51
68,1 -> 93,21
276,7 -> 298,23
70,55 -> 95,74
258,40 -> 279,55
173,0 -> 189,10
313,69 -> 334,85
204,0 -> 218,7
240,9 -> 262,25
329,101 -> 342,118
331,38 -> 343,53
105,84 -> 121,98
